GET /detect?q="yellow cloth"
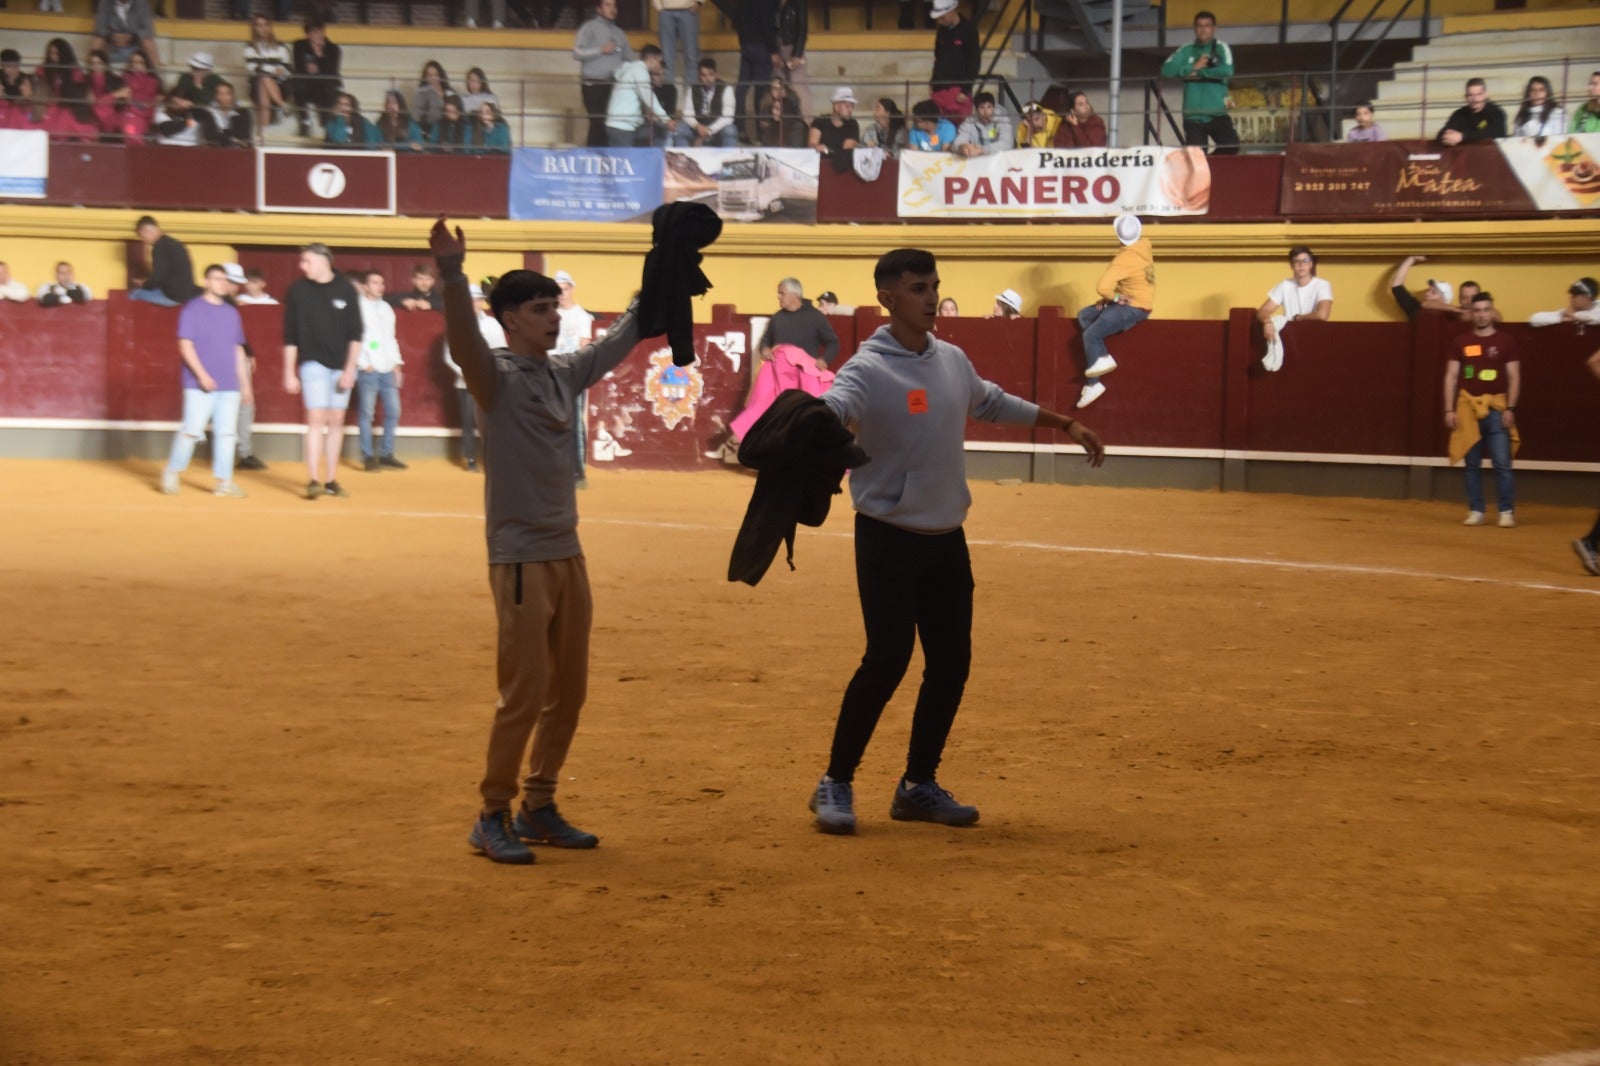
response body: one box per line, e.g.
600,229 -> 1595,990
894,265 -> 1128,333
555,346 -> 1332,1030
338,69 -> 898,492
1015,109 -> 1062,148
1095,237 -> 1155,311
1449,391 -> 1521,464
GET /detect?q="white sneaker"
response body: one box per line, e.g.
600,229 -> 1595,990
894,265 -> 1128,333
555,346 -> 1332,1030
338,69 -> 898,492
160,471 -> 179,495
214,481 -> 247,498
464,16 -> 477,26
492,19 -> 504,26
1462,511 -> 1485,526
1498,511 -> 1515,528
1084,355 -> 1118,378
1262,336 -> 1284,373
1077,381 -> 1107,409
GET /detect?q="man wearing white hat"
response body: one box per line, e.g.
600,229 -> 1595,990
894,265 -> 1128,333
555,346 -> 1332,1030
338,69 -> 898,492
176,52 -> 223,106
1076,213 -> 1154,408
986,288 -> 1022,319
809,86 -> 860,156
930,0 -> 979,96
554,270 -> 595,485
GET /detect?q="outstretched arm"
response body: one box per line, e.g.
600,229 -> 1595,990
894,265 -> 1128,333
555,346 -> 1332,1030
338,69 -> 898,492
1390,254 -> 1423,290
431,217 -> 500,412
1036,407 -> 1105,467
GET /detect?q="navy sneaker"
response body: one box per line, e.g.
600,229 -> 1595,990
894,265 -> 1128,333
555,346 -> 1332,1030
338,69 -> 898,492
890,780 -> 980,826
1575,538 -> 1600,577
808,777 -> 856,834
468,810 -> 535,864
514,802 -> 599,849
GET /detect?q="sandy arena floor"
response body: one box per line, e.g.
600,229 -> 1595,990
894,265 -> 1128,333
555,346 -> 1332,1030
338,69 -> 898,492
1,458 -> 1597,1066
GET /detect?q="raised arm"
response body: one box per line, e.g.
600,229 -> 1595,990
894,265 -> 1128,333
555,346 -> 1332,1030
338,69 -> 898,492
430,217 -> 501,411
1389,254 -> 1423,290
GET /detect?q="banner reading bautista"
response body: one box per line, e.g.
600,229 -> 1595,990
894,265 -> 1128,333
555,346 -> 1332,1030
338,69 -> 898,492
896,146 -> 1211,219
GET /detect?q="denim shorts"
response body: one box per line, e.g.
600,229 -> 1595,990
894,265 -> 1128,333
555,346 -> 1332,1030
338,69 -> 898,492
298,361 -> 352,410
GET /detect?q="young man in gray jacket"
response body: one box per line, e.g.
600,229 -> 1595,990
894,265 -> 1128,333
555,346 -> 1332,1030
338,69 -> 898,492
953,90 -> 1012,156
573,0 -> 633,146
808,247 -> 1105,834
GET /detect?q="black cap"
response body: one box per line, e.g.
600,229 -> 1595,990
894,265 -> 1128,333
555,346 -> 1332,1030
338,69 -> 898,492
1570,277 -> 1598,299
817,291 -> 838,303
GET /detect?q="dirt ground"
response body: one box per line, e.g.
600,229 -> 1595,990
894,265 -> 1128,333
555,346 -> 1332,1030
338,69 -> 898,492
1,458 -> 1597,1066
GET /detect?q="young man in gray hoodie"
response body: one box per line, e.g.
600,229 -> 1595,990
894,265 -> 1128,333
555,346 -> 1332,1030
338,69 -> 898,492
809,248 -> 1105,834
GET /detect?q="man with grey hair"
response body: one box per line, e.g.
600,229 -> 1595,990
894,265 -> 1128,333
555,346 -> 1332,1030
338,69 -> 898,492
281,243 -> 364,499
758,277 -> 839,367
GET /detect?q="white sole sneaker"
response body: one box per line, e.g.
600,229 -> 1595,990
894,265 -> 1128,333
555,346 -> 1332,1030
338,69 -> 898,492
160,472 -> 179,495
1463,511 -> 1485,526
1084,355 -> 1118,378
1077,381 -> 1107,408
1498,511 -> 1515,528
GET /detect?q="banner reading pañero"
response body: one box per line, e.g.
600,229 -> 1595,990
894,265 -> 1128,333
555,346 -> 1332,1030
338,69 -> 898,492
896,146 -> 1211,219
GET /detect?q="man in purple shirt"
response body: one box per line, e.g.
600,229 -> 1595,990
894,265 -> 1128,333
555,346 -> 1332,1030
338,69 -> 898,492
160,264 -> 252,498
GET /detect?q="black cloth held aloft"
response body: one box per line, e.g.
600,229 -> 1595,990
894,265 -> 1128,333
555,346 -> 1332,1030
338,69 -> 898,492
638,201 -> 722,367
728,389 -> 869,586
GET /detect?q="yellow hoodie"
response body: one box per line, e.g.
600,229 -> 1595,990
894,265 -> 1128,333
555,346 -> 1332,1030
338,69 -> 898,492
1015,108 -> 1062,148
1095,236 -> 1155,311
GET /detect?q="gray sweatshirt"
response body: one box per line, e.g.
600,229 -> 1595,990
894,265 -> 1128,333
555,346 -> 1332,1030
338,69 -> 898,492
573,15 -> 633,83
952,108 -> 1014,154
821,325 -> 1039,533
445,276 -> 640,564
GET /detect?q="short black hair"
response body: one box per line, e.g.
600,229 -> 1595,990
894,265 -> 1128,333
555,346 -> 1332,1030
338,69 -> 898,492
134,215 -> 158,230
1471,290 -> 1494,305
1288,245 -> 1316,265
203,263 -> 227,277
1572,277 -> 1599,299
1194,10 -> 1216,23
1466,77 -> 1487,91
1354,99 -> 1374,111
489,270 -> 561,326
2,49 -> 23,64
973,90 -> 994,107
699,56 -> 717,72
911,99 -> 941,121
874,248 -> 937,288
1459,280 -> 1480,292
641,43 -> 663,60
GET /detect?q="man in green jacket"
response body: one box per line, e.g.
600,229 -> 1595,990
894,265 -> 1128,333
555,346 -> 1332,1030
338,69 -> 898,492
1159,10 -> 1239,155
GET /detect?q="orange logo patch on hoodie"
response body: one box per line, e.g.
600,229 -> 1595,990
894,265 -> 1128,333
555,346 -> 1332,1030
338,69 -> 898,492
907,389 -> 928,414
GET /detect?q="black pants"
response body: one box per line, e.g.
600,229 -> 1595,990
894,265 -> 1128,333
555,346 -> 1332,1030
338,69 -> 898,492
1184,114 -> 1240,155
581,81 -> 610,147
827,514 -> 974,785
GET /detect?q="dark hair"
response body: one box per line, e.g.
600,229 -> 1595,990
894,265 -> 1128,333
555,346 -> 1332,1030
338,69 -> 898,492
420,60 -> 449,88
203,263 -> 227,277
1459,280 -> 1480,293
911,99 -> 941,121
465,66 -> 489,91
56,260 -> 70,270
304,17 -> 326,31
44,37 -> 78,69
1194,10 -> 1216,23
1573,277 -> 1599,299
874,248 -> 937,288
699,57 -> 717,72
641,44 -> 664,60
442,93 -> 464,114
1354,99 -> 1374,112
1068,90 -> 1091,112
874,97 -> 905,144
489,270 -> 561,327
1515,75 -> 1555,129
213,78 -> 235,97
362,268 -> 384,283
246,269 -> 265,282
1471,291 -> 1494,305
0,49 -> 20,64
88,48 -> 113,68
412,262 -> 433,276
1288,245 -> 1317,271
972,90 -> 994,107
134,215 -> 158,230
1465,77 -> 1486,91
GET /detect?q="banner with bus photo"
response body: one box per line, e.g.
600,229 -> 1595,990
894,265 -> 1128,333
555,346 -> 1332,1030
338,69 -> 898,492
895,146 -> 1212,219
662,148 -> 820,223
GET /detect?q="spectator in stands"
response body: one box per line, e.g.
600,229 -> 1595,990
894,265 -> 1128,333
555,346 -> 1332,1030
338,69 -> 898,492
412,61 -> 451,130
354,269 -> 407,472
132,216 -> 202,307
325,91 -> 378,145
930,0 -> 978,96
772,0 -> 811,120
376,90 -> 424,149
153,88 -> 214,145
0,262 -> 28,302
1513,76 -> 1565,138
1258,245 -> 1332,373
650,63 -> 679,143
859,97 -> 906,156
119,51 -> 161,139
952,90 -> 1010,156
1056,90 -> 1107,148
756,73 -> 806,147
1015,99 -> 1061,147
1388,255 -> 1459,320
1529,277 -> 1600,328
1160,10 -> 1238,155
428,94 -> 474,150
36,38 -> 85,101
473,101 -> 513,152
440,282 -> 503,473
1347,100 -> 1384,142
1443,291 -> 1519,527
0,75 -> 45,130
985,289 -> 1022,319
245,15 -> 292,130
677,57 -> 736,147
45,79 -> 101,142
1573,71 -> 1600,133
238,268 -> 277,305
38,262 -> 92,306
757,277 -> 839,367
208,81 -> 254,146
937,297 -> 958,317
159,264 -> 252,500
393,263 -> 443,310
2,49 -> 25,100
723,0 -> 777,143
809,86 -> 859,157
463,0 -> 508,28
174,52 -> 222,106
282,243 -> 363,500
574,0 -> 633,147
908,98 -> 957,152
1076,213 -> 1154,408
606,44 -> 676,147
91,0 -> 160,72
291,19 -> 343,138
459,67 -> 499,114
1453,282 -> 1501,324
84,50 -> 127,136
816,290 -> 855,315
1438,78 -> 1506,145
656,0 -> 702,95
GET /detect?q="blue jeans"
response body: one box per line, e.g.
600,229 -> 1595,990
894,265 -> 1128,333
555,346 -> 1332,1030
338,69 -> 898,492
659,8 -> 700,89
606,125 -> 653,147
671,123 -> 738,147
130,288 -> 181,307
1077,302 -> 1149,362
1463,411 -> 1514,514
166,388 -> 241,482
356,369 -> 401,458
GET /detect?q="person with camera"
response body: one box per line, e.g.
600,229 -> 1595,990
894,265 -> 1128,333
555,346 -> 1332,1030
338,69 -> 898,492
1159,10 -> 1238,155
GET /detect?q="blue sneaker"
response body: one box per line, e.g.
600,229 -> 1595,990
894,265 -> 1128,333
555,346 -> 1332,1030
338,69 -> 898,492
808,777 -> 856,834
513,802 -> 599,849
469,810 -> 535,864
890,780 -> 980,826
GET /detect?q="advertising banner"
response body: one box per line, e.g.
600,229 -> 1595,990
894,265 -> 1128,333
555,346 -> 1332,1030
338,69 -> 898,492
0,130 -> 48,199
895,146 -> 1211,219
256,148 -> 395,214
1281,135 -> 1600,216
508,148 -> 664,222
663,148 -> 819,222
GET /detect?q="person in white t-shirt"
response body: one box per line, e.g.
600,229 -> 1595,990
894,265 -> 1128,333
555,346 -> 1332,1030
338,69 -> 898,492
554,269 -> 596,486
355,269 -> 407,471
1258,245 -> 1332,372
0,262 -> 29,302
235,269 -> 278,306
441,283 -> 506,472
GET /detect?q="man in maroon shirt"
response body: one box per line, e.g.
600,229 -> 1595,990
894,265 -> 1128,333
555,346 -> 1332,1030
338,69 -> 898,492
1443,291 -> 1520,527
